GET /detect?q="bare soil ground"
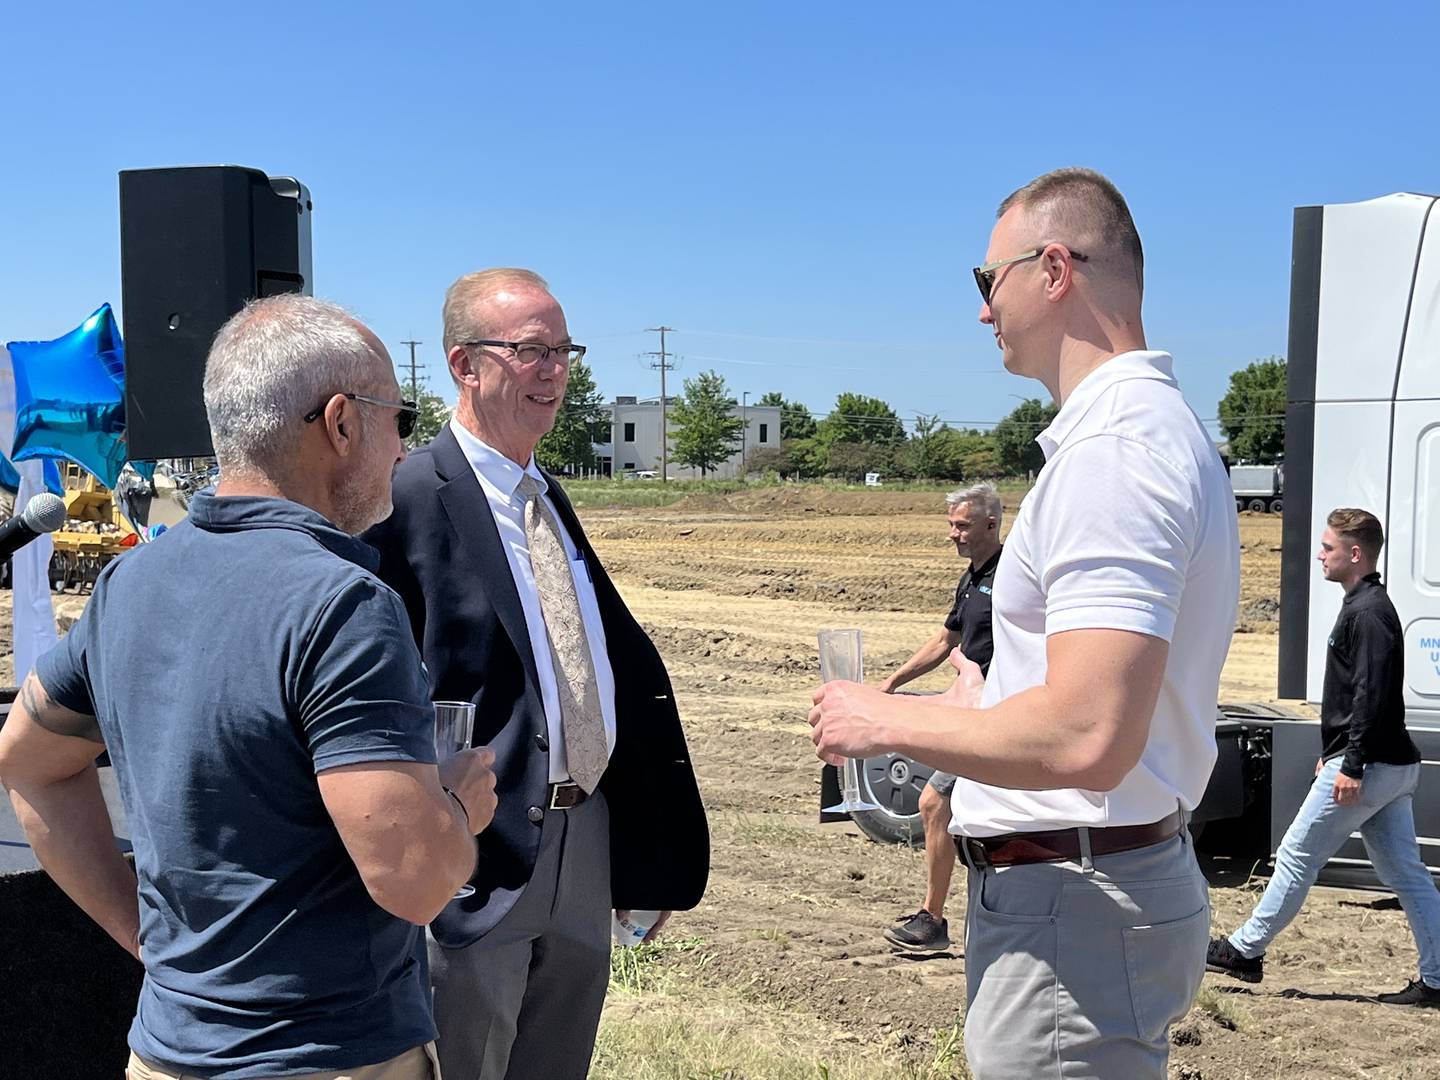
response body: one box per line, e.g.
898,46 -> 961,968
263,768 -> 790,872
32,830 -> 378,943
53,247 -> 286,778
4,490 -> 1435,1078
580,490 -> 1437,1079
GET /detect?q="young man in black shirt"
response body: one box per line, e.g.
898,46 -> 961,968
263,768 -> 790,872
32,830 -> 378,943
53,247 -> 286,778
1208,508 -> 1440,1006
877,482 -> 1002,952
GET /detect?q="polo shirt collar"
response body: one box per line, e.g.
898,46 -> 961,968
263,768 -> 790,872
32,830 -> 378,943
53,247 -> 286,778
970,545 -> 1003,579
1037,351 -> 1177,460
188,491 -> 379,572
449,417 -> 547,502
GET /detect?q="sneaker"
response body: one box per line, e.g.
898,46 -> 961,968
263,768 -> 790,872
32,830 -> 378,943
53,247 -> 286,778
1376,979 -> 1440,1008
1206,936 -> 1264,983
884,910 -> 950,952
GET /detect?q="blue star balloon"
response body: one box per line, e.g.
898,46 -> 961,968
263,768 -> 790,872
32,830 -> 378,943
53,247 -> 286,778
0,455 -> 63,497
7,304 -> 133,488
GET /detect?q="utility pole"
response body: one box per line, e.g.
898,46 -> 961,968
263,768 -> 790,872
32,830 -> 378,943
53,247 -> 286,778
399,340 -> 425,395
644,326 -> 674,482
741,390 -> 749,477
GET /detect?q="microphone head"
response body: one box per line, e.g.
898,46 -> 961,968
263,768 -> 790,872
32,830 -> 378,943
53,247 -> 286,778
21,492 -> 68,534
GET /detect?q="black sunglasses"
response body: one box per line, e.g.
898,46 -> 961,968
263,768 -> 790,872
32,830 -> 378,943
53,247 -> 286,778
973,244 -> 1088,305
303,393 -> 420,440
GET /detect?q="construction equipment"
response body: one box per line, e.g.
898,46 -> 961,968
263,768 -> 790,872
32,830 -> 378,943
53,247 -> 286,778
47,464 -> 138,592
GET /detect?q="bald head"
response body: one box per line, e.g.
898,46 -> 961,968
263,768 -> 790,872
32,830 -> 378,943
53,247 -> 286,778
997,168 -> 1144,297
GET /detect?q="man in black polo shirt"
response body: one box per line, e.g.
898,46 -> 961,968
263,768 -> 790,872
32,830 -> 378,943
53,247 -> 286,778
878,482 -> 1002,952
1208,508 -> 1440,1006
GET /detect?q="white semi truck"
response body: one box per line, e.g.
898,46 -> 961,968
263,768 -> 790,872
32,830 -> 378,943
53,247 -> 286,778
845,192 -> 1440,887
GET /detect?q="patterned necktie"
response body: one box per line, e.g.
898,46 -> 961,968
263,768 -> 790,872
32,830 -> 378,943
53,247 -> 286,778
516,474 -> 608,793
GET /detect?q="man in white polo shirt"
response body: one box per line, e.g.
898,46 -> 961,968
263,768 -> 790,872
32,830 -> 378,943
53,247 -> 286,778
809,167 -> 1239,1079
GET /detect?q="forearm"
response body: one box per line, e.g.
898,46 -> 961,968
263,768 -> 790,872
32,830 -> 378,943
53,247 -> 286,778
8,766 -> 140,958
870,684 -> 1142,791
364,794 -> 476,925
881,633 -> 957,692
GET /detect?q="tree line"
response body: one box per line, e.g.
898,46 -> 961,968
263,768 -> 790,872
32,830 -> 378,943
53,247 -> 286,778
400,353 -> 1290,480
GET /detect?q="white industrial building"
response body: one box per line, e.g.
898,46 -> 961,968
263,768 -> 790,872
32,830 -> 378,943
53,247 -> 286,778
595,397 -> 783,479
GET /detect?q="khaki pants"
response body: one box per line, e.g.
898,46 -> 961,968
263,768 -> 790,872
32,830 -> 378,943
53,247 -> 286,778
126,1043 -> 441,1080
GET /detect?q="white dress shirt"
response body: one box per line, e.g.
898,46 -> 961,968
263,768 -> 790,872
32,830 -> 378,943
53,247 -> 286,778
450,419 -> 617,784
950,351 -> 1240,836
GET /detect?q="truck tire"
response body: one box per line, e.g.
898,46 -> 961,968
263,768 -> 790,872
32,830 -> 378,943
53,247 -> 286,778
1246,498 -> 1268,513
1269,497 -> 1283,514
849,752 -> 931,847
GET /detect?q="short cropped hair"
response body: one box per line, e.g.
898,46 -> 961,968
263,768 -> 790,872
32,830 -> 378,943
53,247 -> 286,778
203,294 -> 384,474
997,167 -> 1144,294
947,481 -> 1003,528
1327,507 -> 1384,562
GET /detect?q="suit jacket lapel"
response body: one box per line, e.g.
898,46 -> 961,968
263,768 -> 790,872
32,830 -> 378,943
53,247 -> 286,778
432,426 -> 543,694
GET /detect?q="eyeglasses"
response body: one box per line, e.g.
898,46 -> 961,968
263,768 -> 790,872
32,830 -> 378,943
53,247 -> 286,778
303,393 -> 420,439
462,339 -> 587,367
972,244 -> 1088,305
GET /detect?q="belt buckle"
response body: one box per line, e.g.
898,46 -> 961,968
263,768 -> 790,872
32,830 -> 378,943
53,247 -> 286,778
549,783 -> 577,810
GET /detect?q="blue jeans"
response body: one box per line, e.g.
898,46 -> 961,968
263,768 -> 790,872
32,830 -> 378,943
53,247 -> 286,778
1230,758 -> 1440,987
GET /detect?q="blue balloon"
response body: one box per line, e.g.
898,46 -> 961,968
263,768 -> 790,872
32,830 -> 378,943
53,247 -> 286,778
0,456 -> 64,497
7,304 -> 133,488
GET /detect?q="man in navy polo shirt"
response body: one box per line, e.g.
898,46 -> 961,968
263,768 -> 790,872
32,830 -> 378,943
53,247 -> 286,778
0,295 -> 497,1079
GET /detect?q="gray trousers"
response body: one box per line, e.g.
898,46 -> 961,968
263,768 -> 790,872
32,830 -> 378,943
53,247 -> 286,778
960,831 -> 1209,1080
429,792 -> 612,1080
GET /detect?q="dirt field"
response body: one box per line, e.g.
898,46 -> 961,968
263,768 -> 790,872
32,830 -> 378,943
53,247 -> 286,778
3,489 -> 1435,1078
579,490 -> 1437,1079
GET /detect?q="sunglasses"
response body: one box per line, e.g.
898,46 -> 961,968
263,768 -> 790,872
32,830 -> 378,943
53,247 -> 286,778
973,244 -> 1088,305
304,393 -> 420,440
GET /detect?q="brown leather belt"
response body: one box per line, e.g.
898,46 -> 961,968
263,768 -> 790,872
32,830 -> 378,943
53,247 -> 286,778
548,782 -> 589,810
955,810 -> 1182,868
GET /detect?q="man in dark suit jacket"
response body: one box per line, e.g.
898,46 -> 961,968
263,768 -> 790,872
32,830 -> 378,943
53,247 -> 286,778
364,268 -> 708,1080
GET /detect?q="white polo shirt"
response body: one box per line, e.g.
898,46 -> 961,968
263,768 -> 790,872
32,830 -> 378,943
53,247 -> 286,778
449,418 -> 618,784
950,351 -> 1239,837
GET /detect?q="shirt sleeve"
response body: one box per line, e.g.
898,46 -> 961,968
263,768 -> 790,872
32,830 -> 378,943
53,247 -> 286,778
293,576 -> 438,773
1341,609 -> 1400,779
1035,434 -> 1195,642
33,606 -> 98,718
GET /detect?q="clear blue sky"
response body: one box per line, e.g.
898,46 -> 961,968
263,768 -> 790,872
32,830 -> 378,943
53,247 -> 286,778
3,2 -> 1436,439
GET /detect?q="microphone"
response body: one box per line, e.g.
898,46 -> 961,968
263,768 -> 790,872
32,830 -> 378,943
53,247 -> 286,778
0,492 -> 69,560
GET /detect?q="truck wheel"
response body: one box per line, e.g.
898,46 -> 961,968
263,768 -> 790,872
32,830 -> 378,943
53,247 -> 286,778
1269,498 -> 1283,514
1246,498 -> 1267,513
849,752 -> 931,846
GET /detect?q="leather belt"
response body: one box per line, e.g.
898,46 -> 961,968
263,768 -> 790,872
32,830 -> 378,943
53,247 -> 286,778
955,810 -> 1182,869
548,782 -> 589,810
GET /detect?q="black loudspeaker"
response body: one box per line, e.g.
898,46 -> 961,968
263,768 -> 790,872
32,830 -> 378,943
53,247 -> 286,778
120,166 -> 313,460
0,868 -> 143,1078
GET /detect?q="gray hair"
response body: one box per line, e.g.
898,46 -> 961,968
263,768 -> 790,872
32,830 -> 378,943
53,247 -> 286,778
442,268 -> 551,353
946,481 -> 1002,527
203,294 -> 386,474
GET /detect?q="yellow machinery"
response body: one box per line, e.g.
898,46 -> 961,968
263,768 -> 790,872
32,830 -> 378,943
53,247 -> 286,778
49,464 -> 139,593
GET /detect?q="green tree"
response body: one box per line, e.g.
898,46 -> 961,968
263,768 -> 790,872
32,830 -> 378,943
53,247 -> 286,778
952,430 -> 1001,478
757,391 -> 818,440
993,398 -> 1058,477
906,413 -> 944,479
536,360 -> 608,473
1218,356 -> 1286,462
784,436 -> 827,478
819,393 -> 906,446
670,370 -> 745,476
826,440 -> 893,482
400,379 -> 451,448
